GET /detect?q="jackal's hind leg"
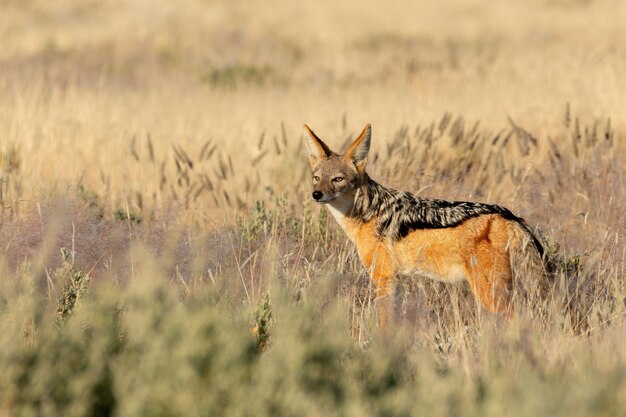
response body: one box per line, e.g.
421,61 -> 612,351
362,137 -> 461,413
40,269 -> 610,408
466,247 -> 514,316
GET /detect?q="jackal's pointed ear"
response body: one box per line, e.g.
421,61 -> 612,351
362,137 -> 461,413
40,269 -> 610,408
303,124 -> 333,169
344,124 -> 371,172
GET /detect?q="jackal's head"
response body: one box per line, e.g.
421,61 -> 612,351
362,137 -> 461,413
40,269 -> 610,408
303,124 -> 371,204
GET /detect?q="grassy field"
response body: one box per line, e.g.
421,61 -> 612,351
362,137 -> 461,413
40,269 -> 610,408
0,0 -> 625,416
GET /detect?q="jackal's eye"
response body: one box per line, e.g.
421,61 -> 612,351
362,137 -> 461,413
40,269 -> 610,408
313,175 -> 320,181
332,177 -> 344,183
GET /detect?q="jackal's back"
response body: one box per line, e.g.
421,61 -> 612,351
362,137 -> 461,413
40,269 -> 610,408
353,176 -> 543,256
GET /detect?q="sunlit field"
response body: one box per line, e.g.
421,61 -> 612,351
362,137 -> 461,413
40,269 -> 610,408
0,0 -> 625,416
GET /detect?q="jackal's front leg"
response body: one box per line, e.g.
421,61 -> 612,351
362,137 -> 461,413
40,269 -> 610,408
374,278 -> 396,329
364,247 -> 397,329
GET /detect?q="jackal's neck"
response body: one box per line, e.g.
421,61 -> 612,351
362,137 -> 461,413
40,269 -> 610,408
351,175 -> 398,222
325,175 -> 391,238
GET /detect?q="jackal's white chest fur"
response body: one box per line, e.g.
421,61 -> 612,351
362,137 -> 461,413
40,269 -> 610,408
326,198 -> 356,236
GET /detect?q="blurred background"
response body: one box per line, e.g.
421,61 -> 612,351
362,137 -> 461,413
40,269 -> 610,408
3,1 -> 625,118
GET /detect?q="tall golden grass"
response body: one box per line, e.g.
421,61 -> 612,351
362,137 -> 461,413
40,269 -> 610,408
0,0 -> 624,416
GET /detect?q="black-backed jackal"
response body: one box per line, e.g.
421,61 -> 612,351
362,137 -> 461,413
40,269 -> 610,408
304,124 -> 545,326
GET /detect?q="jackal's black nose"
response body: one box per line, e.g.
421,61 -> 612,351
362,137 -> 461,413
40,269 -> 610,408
312,191 -> 323,201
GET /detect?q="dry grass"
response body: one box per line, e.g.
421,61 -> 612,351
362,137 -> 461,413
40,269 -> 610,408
0,0 -> 625,416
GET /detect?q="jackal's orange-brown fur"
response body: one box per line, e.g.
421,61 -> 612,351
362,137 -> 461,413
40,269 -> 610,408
304,124 -> 544,326
342,213 -> 528,325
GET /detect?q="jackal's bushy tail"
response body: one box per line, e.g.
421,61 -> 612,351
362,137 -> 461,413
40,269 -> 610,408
508,220 -> 552,306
